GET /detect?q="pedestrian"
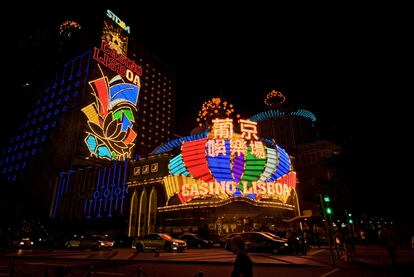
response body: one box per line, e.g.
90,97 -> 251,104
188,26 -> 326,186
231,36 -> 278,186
314,230 -> 321,248
342,228 -> 356,262
230,236 -> 253,277
380,226 -> 398,268
360,229 -> 368,246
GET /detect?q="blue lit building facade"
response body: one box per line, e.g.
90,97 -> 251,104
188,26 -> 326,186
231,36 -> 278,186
0,9 -> 176,227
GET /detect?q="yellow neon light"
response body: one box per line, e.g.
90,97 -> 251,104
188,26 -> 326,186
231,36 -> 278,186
211,118 -> 234,139
239,119 -> 259,140
81,103 -> 100,126
128,191 -> 137,236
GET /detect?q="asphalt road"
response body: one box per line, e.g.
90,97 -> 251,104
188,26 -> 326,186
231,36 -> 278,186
0,246 -> 413,276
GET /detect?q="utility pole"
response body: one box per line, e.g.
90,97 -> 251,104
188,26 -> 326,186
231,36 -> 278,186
320,194 -> 335,265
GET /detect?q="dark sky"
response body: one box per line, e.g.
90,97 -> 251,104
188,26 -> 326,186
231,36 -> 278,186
4,3 -> 410,218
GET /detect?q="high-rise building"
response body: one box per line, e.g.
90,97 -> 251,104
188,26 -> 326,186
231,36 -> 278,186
0,9 -> 175,218
251,108 -> 317,153
251,91 -> 341,220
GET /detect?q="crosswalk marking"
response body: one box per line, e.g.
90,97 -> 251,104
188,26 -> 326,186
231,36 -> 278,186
319,268 -> 339,277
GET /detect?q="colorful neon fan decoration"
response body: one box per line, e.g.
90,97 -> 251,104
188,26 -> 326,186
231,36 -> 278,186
82,72 -> 139,160
168,137 -> 293,202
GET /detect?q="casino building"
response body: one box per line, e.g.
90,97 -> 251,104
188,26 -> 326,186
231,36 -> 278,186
2,9 -> 302,237
0,8 -> 175,220
126,115 -> 299,236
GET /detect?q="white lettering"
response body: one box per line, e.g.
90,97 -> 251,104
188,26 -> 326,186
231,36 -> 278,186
106,9 -> 130,34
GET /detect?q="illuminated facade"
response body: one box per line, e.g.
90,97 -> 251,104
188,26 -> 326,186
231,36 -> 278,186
128,118 -> 300,236
130,42 -> 175,154
251,98 -> 341,218
250,108 -> 317,153
0,8 -> 175,220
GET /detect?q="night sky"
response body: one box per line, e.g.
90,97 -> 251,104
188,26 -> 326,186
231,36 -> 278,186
4,3 -> 409,218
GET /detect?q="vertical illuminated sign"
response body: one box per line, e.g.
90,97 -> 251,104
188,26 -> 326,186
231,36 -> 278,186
102,10 -> 129,55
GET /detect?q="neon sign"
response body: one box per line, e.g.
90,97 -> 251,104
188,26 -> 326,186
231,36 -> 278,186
106,9 -> 130,34
93,41 -> 141,86
165,118 -> 296,203
82,53 -> 140,160
181,181 -> 291,197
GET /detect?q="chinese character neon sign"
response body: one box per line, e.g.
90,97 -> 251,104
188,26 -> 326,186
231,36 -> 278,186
166,118 -> 295,203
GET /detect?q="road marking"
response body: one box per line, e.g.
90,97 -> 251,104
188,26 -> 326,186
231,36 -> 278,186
95,272 -> 124,276
309,249 -> 325,256
319,268 -> 339,277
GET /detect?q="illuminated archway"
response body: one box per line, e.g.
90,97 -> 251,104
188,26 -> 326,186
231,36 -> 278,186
137,189 -> 148,236
128,191 -> 138,236
147,187 -> 158,233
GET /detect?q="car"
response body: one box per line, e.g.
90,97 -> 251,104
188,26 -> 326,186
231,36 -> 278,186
178,233 -> 212,248
80,235 -> 114,250
18,237 -> 34,248
65,234 -> 114,250
207,233 -> 221,247
132,233 -> 186,253
65,234 -> 82,249
262,232 -> 288,241
220,233 -> 241,248
225,232 -> 289,254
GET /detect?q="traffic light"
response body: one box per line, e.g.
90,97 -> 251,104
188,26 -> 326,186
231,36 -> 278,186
347,213 -> 353,224
326,207 -> 333,215
322,195 -> 333,216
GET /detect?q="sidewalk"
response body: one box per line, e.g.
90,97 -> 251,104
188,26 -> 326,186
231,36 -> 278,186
337,244 -> 414,268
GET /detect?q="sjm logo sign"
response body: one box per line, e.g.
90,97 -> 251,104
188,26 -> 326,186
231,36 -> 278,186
106,9 -> 130,34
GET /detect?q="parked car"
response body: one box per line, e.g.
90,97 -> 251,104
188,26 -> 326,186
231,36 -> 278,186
178,233 -> 212,248
207,233 -> 221,247
64,234 -> 82,249
80,235 -> 114,250
225,232 -> 289,254
132,233 -> 186,253
18,237 -> 34,248
220,233 -> 241,247
262,232 -> 288,241
65,234 -> 114,250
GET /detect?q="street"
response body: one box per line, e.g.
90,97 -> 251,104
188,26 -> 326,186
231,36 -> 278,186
0,245 -> 413,276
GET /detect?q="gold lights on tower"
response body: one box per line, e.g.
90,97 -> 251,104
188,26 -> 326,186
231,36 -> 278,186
59,20 -> 81,38
264,90 -> 286,109
196,97 -> 240,128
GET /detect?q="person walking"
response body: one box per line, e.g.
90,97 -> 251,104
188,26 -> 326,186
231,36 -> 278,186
380,226 -> 398,268
231,236 -> 253,277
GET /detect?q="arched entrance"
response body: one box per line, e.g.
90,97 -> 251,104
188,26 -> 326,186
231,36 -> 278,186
128,191 -> 139,236
137,189 -> 148,236
147,187 -> 157,233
